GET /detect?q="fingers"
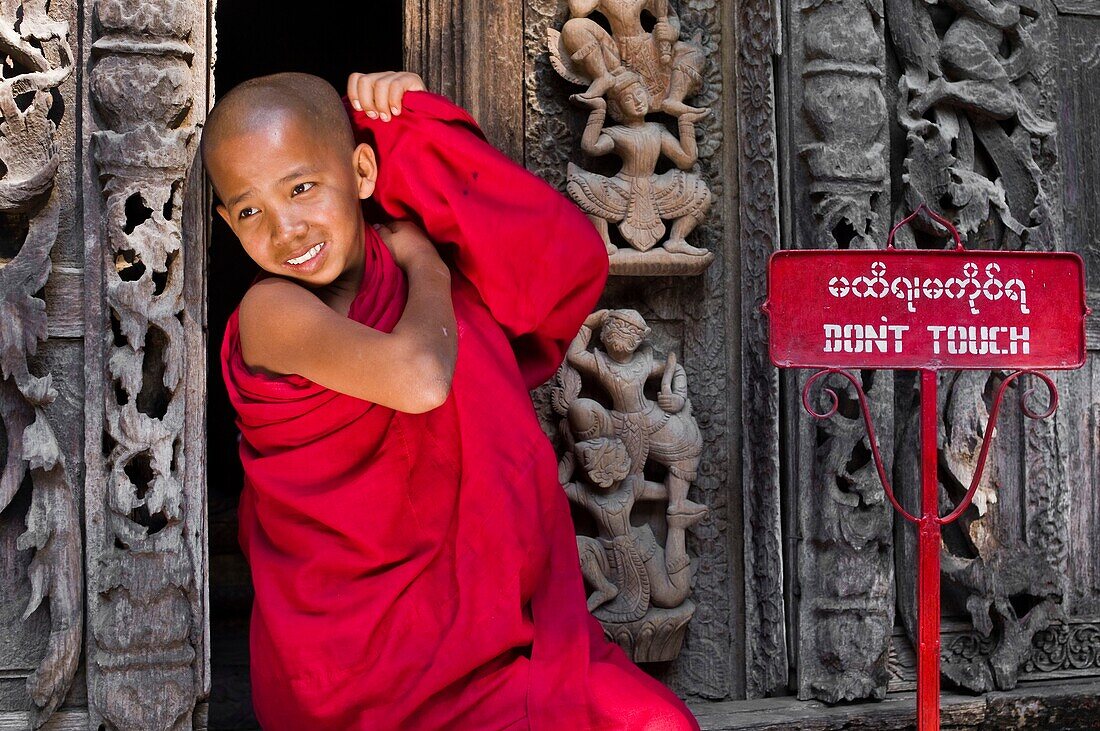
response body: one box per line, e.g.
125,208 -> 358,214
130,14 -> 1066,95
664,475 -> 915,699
347,72 -> 377,117
346,71 -> 426,122
388,74 -> 425,117
372,73 -> 397,120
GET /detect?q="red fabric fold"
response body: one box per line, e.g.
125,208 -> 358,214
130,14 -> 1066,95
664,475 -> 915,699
220,91 -> 699,731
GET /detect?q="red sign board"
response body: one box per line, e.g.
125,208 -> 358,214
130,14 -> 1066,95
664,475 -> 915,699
763,249 -> 1087,370
764,207 -> 1088,731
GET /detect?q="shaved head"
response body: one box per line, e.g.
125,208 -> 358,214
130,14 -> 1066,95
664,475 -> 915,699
201,72 -> 356,200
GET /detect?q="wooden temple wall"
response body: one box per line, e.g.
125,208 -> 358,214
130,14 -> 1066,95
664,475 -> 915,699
1,0 -> 1099,728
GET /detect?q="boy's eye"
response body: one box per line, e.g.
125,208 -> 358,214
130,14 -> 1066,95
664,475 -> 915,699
239,207 -> 258,220
292,182 -> 315,195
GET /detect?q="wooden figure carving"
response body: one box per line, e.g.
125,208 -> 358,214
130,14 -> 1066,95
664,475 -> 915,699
552,309 -> 707,662
548,0 -> 715,275
0,3 -> 80,727
568,75 -> 712,258
888,0 -> 1056,243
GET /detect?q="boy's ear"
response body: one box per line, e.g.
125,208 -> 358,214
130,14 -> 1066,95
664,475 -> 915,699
215,203 -> 231,227
352,142 -> 378,200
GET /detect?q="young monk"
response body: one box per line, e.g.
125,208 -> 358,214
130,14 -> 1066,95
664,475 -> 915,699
204,70 -> 701,730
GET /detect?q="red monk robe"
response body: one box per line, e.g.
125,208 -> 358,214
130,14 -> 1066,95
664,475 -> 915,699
220,91 -> 700,731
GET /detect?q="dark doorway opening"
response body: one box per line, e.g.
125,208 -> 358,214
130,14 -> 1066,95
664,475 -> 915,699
206,4 -> 403,728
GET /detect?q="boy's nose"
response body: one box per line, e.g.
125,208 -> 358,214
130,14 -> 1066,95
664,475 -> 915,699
269,211 -> 308,249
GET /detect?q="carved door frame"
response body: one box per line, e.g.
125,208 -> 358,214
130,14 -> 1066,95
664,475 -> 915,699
2,0 -> 211,727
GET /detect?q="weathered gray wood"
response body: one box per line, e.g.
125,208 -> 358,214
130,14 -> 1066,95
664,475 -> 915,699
1056,12 -> 1100,620
1054,0 -> 1100,15
183,98 -> 211,706
0,710 -> 89,730
405,0 -> 525,161
43,268 -> 83,338
81,0 -> 210,728
0,705 -> 208,731
689,677 -> 1100,730
734,0 -> 787,700
0,0 -> 83,726
784,0 -> 895,702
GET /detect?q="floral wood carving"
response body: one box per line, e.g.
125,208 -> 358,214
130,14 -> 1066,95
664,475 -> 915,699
0,2 -> 80,727
737,0 -> 788,698
887,0 -> 1057,246
552,309 -> 707,662
894,369 -> 1063,693
886,0 -> 1064,693
85,0 -> 204,727
548,0 -> 715,275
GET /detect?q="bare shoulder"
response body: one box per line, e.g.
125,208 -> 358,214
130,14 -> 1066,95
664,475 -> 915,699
237,277 -> 332,376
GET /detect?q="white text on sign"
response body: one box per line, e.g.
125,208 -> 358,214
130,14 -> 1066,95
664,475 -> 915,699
824,323 -> 1030,355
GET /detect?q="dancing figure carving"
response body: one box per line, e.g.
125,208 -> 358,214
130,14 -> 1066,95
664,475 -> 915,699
568,75 -> 712,256
548,0 -> 715,274
552,309 -> 707,662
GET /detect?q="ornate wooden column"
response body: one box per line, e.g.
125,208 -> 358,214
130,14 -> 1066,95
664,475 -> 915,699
81,0 -> 210,727
783,0 -> 895,703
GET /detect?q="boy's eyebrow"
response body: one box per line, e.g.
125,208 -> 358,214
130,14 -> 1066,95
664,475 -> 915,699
225,166 -> 321,209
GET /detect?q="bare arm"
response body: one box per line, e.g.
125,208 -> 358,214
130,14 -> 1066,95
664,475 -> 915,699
238,223 -> 457,413
648,0 -> 681,47
572,95 -> 615,157
659,111 -> 707,168
566,309 -> 608,375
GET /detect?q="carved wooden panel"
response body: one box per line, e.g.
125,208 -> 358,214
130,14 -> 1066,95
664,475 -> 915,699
81,0 -> 210,728
404,0 -> 525,159
1055,1 -> 1100,622
735,0 -> 788,701
552,310 -> 710,664
883,0 -> 1082,696
783,0 -> 896,704
524,0 -> 743,699
0,0 -> 82,727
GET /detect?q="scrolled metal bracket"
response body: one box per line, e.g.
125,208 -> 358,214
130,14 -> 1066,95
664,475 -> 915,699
802,367 -> 1059,527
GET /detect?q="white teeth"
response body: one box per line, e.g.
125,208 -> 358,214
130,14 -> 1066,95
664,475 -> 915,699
287,243 -> 323,265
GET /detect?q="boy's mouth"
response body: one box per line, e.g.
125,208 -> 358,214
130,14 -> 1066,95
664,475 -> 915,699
285,242 -> 326,266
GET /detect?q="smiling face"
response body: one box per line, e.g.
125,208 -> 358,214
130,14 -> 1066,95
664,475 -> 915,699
206,109 -> 377,291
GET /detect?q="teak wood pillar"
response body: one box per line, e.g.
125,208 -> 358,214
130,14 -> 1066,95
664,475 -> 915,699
404,0 -> 526,161
80,0 -> 212,728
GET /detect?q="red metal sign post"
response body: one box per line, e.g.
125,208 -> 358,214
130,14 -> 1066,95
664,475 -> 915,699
762,205 -> 1089,730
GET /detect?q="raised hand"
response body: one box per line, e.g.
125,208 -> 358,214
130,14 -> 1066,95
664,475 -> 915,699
347,71 -> 427,122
